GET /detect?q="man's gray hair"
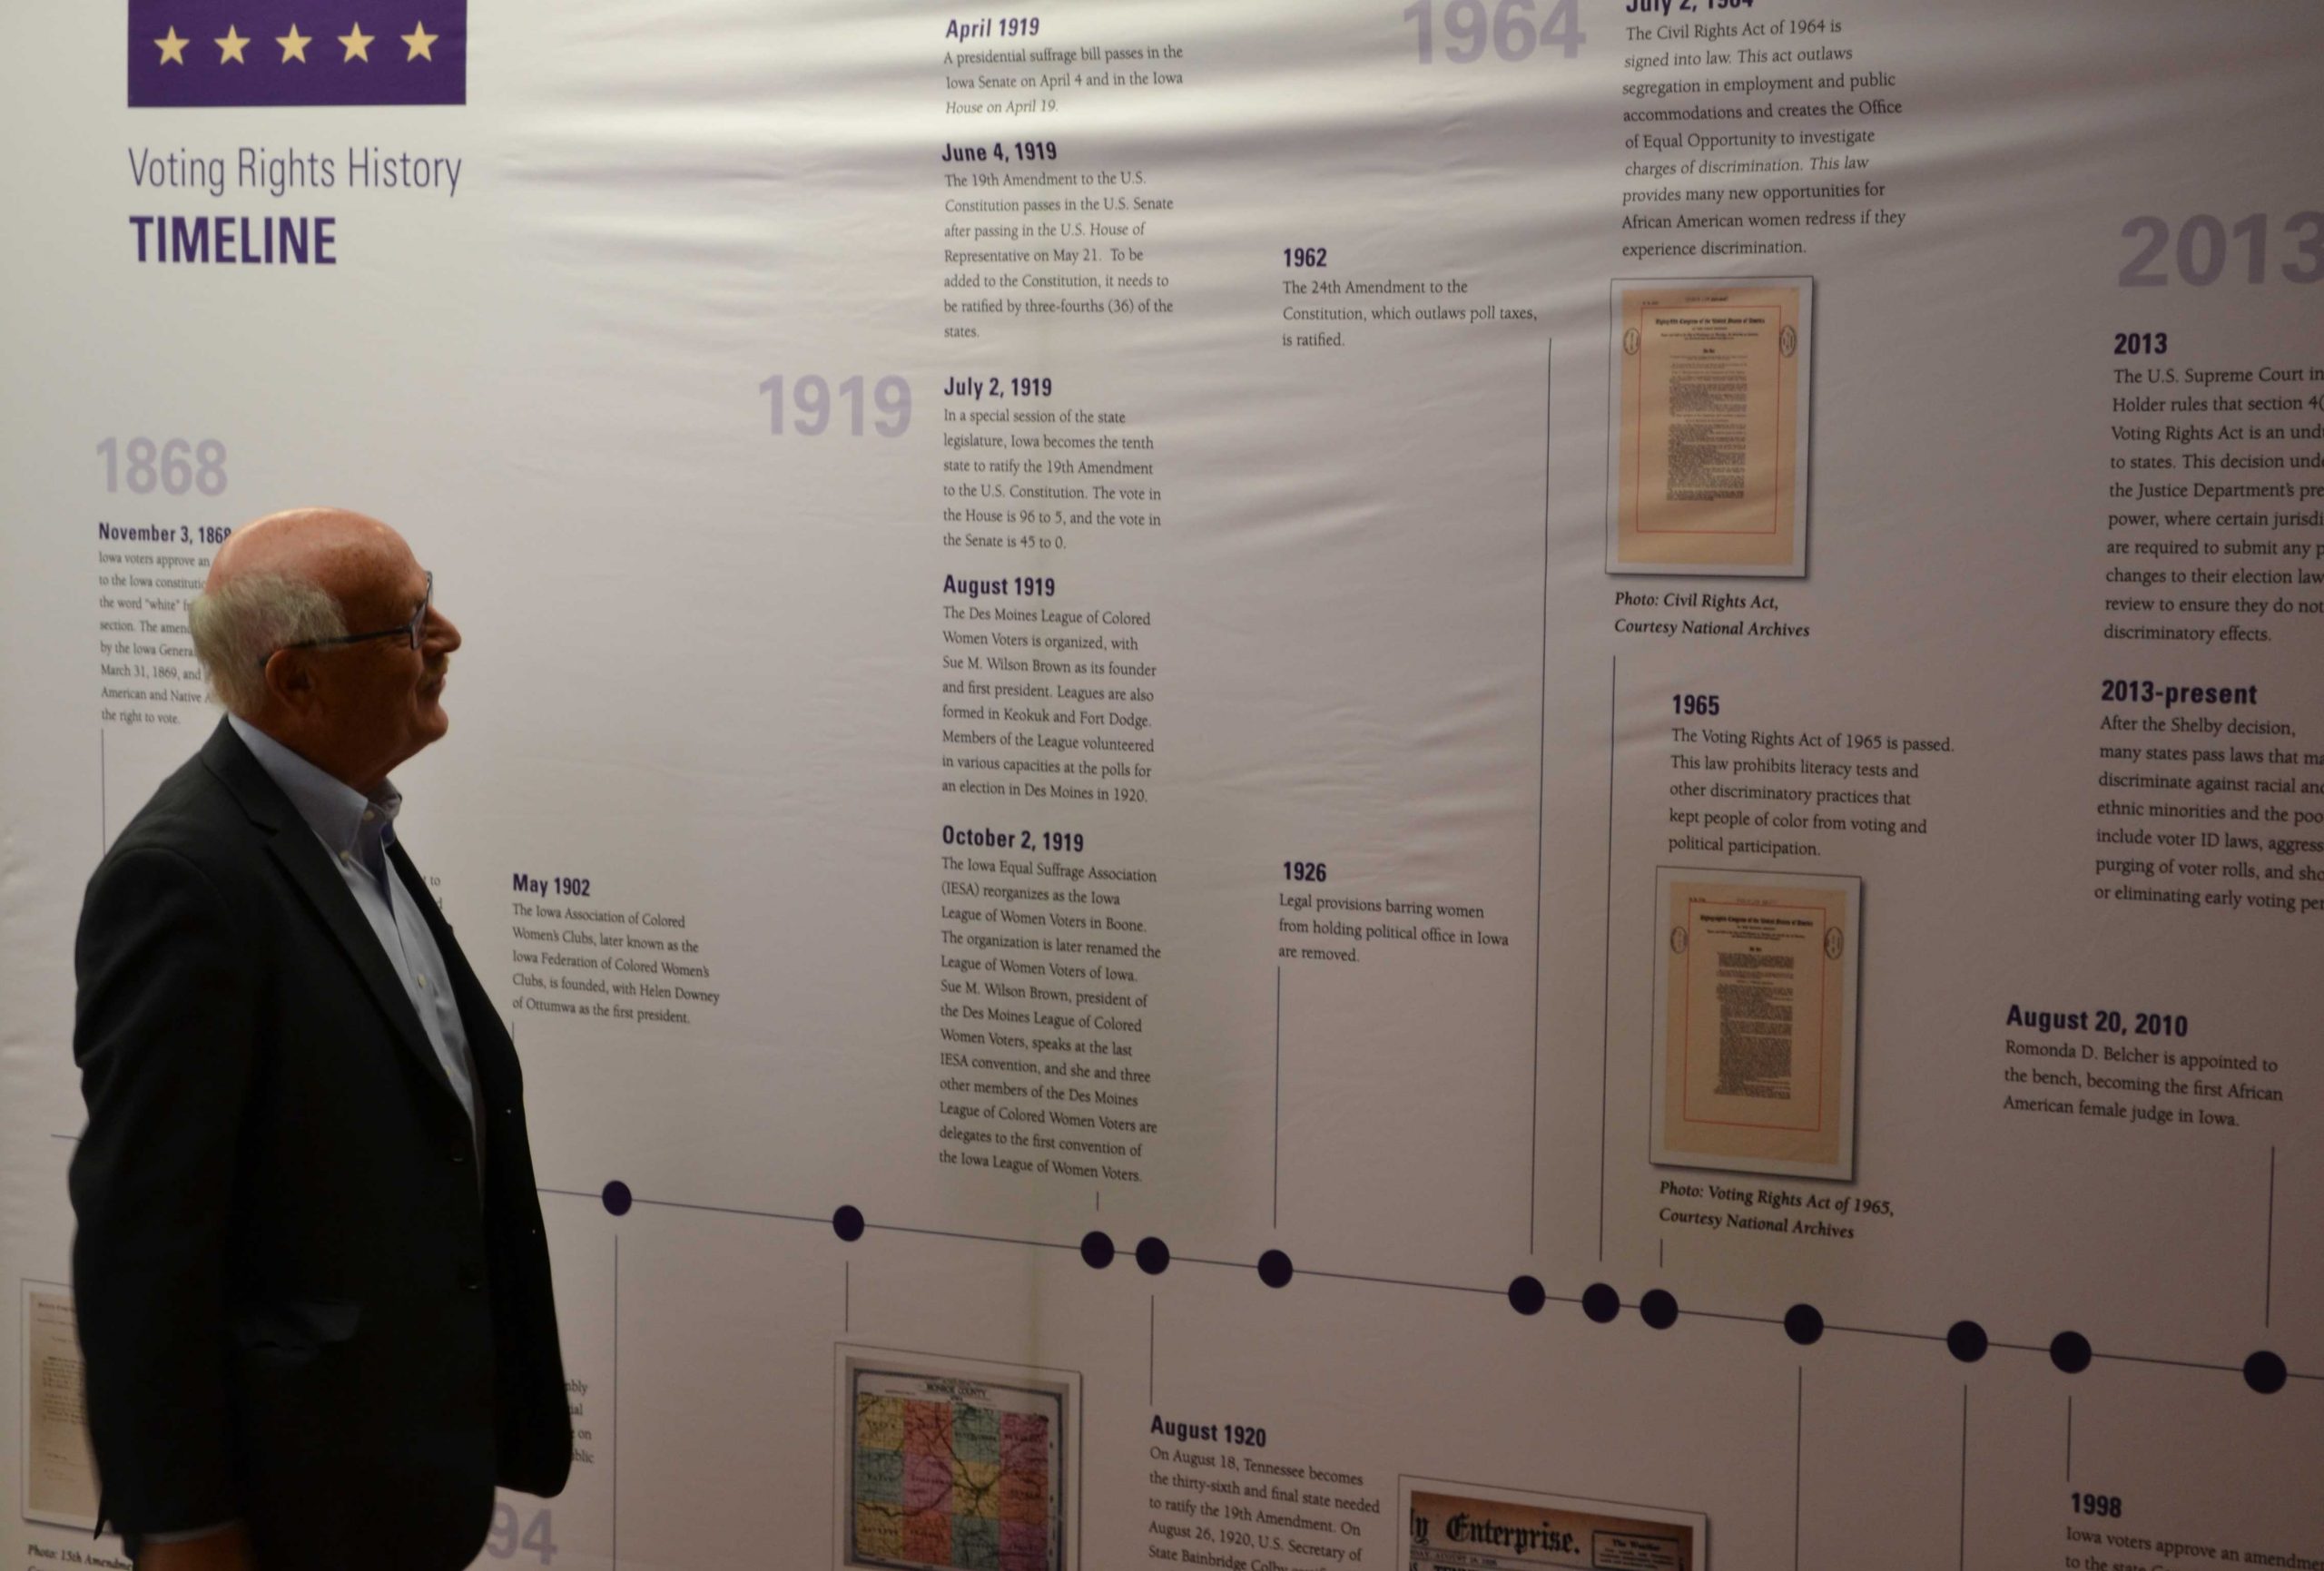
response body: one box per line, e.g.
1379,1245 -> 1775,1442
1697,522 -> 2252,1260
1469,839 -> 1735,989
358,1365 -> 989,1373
188,574 -> 346,717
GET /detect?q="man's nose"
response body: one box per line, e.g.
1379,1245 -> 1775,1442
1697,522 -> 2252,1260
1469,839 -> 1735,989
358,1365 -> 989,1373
426,607 -> 462,655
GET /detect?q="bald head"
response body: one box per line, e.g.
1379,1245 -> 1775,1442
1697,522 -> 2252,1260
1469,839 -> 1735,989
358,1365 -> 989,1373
190,507 -> 461,790
204,506 -> 406,605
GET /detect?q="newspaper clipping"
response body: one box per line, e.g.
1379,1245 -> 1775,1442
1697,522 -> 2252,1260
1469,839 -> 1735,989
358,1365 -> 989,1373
1403,1478 -> 1704,1571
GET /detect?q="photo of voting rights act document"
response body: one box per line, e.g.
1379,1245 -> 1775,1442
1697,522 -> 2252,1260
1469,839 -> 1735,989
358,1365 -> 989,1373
1402,1478 -> 1705,1571
1651,868 -> 1863,1182
1608,278 -> 1814,577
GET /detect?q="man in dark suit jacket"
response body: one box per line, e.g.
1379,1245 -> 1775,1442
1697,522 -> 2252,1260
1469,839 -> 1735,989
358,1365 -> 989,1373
70,508 -> 569,1570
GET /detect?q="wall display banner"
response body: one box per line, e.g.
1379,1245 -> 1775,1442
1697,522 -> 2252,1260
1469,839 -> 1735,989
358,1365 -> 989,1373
2,1 -> 2321,1567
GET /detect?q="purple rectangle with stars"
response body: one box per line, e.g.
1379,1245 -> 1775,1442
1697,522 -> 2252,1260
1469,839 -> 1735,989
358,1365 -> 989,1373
128,2 -> 466,107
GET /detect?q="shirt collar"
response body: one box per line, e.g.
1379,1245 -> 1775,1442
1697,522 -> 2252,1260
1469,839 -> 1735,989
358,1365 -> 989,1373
227,713 -> 403,862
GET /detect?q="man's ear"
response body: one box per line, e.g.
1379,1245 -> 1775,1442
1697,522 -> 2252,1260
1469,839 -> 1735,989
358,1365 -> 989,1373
261,649 -> 320,715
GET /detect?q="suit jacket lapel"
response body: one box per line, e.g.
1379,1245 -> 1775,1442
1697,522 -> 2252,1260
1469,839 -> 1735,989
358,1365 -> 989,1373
388,841 -> 530,1213
388,838 -> 516,1096
200,719 -> 463,1111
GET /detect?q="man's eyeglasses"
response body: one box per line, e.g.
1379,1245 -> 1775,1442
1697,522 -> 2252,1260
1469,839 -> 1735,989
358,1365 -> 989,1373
261,572 -> 433,670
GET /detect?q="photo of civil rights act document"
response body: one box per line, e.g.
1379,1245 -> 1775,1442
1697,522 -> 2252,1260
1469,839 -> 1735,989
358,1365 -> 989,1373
1652,868 -> 1861,1181
22,1283 -> 101,1531
1608,278 -> 1813,576
1401,1478 -> 1705,1571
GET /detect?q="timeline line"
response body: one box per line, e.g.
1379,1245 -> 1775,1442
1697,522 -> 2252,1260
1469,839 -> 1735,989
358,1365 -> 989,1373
545,1184 -> 2314,1387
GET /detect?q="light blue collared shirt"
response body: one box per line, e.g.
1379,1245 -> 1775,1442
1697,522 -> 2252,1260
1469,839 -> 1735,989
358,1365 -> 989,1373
228,715 -> 481,1151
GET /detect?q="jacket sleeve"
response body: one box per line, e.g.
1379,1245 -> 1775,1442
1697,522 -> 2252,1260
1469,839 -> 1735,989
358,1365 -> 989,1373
68,844 -> 258,1535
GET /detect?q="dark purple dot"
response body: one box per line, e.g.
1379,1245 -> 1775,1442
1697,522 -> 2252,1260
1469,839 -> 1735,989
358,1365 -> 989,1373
1079,1231 -> 1115,1270
1136,1236 -> 1170,1275
2049,1331 -> 2092,1375
1581,1282 -> 1620,1323
2244,1350 -> 2288,1396
1784,1303 -> 1824,1346
1946,1321 -> 1988,1363
1507,1276 -> 1547,1316
600,1181 -> 631,1217
832,1204 -> 865,1242
1257,1250 -> 1294,1289
1640,1289 -> 1679,1330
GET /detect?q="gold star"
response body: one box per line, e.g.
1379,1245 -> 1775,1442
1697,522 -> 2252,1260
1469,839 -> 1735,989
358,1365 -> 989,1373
401,21 -> 438,60
216,25 -> 249,64
278,24 -> 310,62
154,26 -> 189,64
340,23 -> 373,61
